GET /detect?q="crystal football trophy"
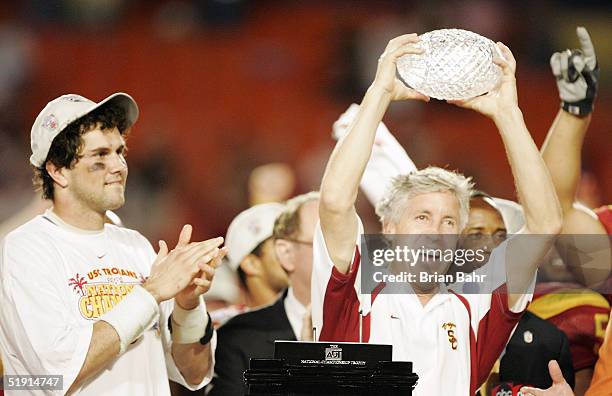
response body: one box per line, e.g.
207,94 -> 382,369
396,29 -> 502,100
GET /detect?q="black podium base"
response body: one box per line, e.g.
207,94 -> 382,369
244,341 -> 418,395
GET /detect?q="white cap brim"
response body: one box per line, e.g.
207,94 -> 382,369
30,92 -> 139,167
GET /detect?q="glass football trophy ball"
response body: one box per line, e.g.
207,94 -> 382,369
396,29 -> 502,100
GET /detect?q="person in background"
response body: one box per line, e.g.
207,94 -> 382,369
248,163 -> 296,206
174,198 -> 293,394
209,192 -> 319,396
521,309 -> 612,396
455,193 -> 575,395
539,27 -> 610,293
531,27 -> 610,395
225,203 -> 289,309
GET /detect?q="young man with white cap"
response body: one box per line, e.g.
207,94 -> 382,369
225,203 -> 289,309
210,192 -> 319,396
0,93 -> 225,395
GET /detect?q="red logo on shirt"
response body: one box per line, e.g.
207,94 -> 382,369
442,322 -> 458,350
68,273 -> 88,296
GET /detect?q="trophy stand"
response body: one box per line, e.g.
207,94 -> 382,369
244,341 -> 418,395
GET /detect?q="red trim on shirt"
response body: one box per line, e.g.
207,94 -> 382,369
452,286 -> 525,394
319,247 -> 385,342
594,205 -> 612,234
451,292 -> 478,394
320,245 -> 525,395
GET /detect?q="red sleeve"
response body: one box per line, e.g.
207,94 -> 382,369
319,247 -> 365,342
474,287 -> 525,387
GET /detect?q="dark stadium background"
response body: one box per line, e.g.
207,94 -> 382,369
0,0 -> 609,243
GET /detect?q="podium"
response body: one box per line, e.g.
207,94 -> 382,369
244,341 -> 418,395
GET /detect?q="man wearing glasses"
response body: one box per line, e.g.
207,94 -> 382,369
209,192 -> 319,396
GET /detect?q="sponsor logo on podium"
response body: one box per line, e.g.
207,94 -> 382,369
325,345 -> 342,361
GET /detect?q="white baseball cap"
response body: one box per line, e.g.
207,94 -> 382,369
489,197 -> 525,234
225,203 -> 285,271
30,92 -> 139,167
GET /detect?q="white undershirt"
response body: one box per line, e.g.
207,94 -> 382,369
283,287 -> 307,339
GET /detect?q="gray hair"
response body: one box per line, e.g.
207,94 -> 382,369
375,166 -> 474,230
273,191 -> 320,240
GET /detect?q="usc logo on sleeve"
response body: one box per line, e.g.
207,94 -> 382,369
442,322 -> 458,350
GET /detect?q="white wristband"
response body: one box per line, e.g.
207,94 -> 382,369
100,285 -> 159,355
171,297 -> 208,344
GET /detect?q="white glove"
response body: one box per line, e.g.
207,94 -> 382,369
550,26 -> 598,116
332,104 -> 417,207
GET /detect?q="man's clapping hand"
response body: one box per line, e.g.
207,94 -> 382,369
144,224 -> 225,308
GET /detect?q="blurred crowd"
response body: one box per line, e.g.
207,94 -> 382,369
0,1 -> 610,396
0,0 -> 610,241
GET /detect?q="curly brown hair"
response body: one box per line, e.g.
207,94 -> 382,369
33,103 -> 129,200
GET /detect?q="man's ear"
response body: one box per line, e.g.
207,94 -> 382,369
240,255 -> 262,277
274,239 -> 295,273
45,162 -> 69,189
382,220 -> 397,234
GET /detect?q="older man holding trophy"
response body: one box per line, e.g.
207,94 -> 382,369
312,29 -> 562,396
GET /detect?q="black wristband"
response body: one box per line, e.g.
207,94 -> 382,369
167,311 -> 214,345
562,99 -> 594,117
561,59 -> 599,117
199,312 -> 214,345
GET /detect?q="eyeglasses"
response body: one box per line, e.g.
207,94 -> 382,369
282,238 -> 313,247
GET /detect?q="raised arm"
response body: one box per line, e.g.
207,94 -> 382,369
542,26 -> 597,214
540,27 -> 609,287
319,34 -> 428,274
450,43 -> 563,307
542,110 -> 592,213
332,103 -> 418,208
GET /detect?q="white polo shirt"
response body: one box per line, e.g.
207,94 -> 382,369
311,218 -> 531,396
